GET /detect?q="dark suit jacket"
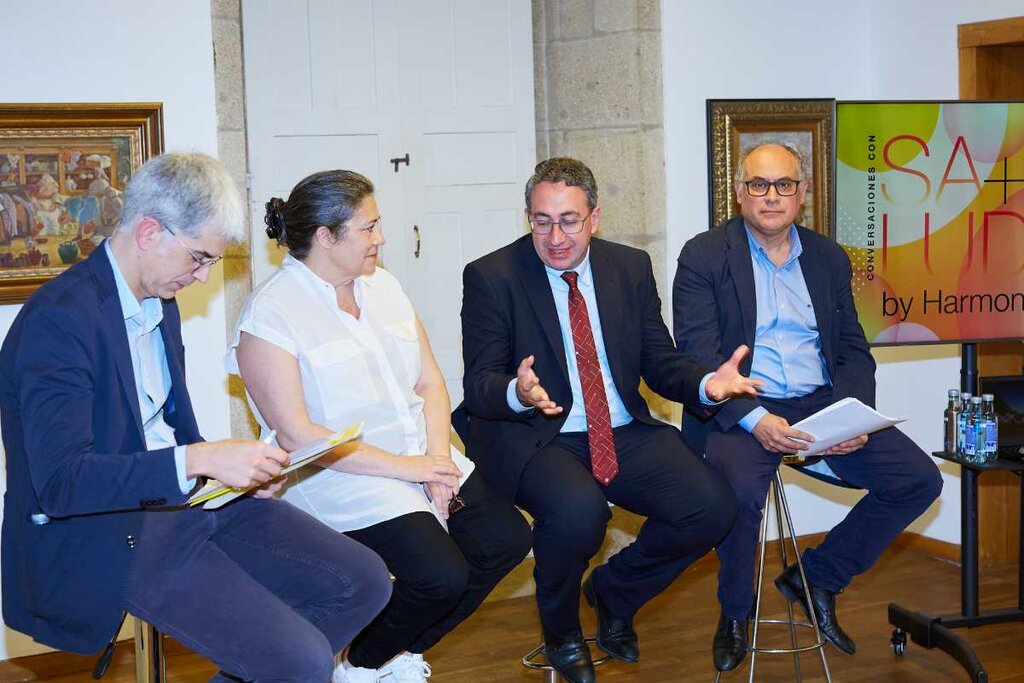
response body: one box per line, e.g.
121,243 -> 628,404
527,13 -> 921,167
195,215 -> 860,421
456,235 -> 711,502
672,216 -> 876,453
0,245 -> 199,654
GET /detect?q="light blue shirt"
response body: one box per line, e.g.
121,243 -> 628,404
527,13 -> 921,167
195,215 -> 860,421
507,251 -> 720,430
105,242 -> 194,493
738,226 -> 831,432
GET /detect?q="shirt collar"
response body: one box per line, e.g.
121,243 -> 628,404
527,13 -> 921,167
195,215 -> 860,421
283,252 -> 366,300
744,223 -> 802,269
543,248 -> 593,285
104,240 -> 163,331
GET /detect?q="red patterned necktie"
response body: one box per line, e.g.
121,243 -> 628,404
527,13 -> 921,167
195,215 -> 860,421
561,271 -> 619,485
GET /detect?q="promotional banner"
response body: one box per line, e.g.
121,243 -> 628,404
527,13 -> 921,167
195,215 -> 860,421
836,102 -> 1024,345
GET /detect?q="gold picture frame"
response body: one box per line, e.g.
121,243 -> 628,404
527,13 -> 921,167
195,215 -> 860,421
0,103 -> 163,303
707,99 -> 834,234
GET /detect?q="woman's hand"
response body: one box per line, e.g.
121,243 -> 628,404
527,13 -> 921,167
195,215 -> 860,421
395,454 -> 463,488
424,482 -> 457,519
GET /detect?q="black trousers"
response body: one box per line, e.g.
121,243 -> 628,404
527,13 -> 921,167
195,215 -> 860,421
344,471 -> 532,669
706,387 -> 944,619
516,420 -> 738,637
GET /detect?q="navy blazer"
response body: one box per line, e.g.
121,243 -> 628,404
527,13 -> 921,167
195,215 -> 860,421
0,245 -> 200,654
672,217 -> 876,453
456,235 -> 711,502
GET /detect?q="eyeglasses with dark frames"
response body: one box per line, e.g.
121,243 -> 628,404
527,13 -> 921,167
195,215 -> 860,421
742,178 -> 802,197
162,223 -> 223,272
528,212 -> 593,235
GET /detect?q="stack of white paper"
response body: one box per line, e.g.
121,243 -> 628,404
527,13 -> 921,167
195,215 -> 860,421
791,398 -> 904,457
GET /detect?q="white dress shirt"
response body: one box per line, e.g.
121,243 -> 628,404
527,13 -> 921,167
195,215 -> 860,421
105,242 -> 192,493
226,254 -> 474,532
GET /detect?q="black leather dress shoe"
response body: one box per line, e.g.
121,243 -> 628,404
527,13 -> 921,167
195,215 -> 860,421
774,563 -> 856,655
583,575 -> 639,662
712,612 -> 749,671
543,629 -> 596,683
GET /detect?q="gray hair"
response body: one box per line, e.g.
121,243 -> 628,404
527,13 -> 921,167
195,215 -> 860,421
525,157 -> 598,211
733,142 -> 806,186
117,152 -> 246,242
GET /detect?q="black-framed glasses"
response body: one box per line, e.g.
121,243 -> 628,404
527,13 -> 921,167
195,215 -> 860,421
742,178 -> 802,197
528,212 -> 592,235
448,495 -> 466,515
162,223 -> 222,272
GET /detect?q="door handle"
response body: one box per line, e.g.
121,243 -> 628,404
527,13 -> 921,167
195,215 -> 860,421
413,224 -> 420,259
390,153 -> 410,172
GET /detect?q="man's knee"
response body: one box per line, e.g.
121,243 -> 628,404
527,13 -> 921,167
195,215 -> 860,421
265,629 -> 334,682
680,471 -> 738,546
534,490 -> 611,557
340,542 -> 393,614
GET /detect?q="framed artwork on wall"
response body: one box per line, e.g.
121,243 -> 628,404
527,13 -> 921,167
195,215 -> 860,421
707,98 -> 834,234
0,103 -> 163,304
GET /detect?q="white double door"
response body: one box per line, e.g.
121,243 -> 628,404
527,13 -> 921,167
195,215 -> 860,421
243,0 -> 536,403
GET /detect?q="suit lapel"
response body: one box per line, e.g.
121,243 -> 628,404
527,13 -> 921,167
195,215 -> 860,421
89,247 -> 146,444
516,241 -> 570,384
590,240 -> 626,391
725,219 -> 757,346
159,302 -> 200,444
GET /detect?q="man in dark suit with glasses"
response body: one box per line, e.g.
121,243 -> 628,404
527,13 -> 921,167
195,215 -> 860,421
456,157 -> 763,683
673,142 -> 942,673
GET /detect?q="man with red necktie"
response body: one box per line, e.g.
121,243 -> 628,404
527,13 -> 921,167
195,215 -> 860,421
455,157 -> 762,683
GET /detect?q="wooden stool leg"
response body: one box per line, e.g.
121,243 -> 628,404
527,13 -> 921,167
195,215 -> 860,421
133,618 -> 166,683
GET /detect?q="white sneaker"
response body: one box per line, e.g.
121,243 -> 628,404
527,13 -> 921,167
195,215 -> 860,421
378,652 -> 432,682
332,662 -> 380,683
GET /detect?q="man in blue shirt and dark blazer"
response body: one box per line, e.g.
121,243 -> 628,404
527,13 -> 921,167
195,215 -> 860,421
0,153 -> 391,682
457,157 -> 763,683
673,143 -> 942,673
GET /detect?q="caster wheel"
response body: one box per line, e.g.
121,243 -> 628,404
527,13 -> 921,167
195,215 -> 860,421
891,628 -> 907,656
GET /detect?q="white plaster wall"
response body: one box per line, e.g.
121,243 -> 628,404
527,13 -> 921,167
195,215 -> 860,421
0,0 -> 228,660
662,0 -> 1024,545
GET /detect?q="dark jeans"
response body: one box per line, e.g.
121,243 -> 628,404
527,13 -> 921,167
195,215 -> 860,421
706,388 -> 944,619
344,471 -> 532,669
516,420 -> 738,637
125,497 -> 392,683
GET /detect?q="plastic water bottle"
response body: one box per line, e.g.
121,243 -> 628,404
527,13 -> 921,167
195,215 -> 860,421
958,393 -> 973,457
943,389 -> 960,454
982,393 -> 998,463
963,396 -> 983,463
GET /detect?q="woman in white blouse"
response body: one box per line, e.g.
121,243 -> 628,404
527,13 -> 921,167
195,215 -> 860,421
228,170 -> 531,683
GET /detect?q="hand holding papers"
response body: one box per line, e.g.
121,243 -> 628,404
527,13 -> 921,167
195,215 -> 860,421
188,423 -> 363,509
789,398 -> 903,457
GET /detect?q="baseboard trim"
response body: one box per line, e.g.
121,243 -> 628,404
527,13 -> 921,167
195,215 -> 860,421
0,531 -> 961,678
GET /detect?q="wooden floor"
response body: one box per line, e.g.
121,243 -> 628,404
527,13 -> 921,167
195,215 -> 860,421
21,545 -> 1024,682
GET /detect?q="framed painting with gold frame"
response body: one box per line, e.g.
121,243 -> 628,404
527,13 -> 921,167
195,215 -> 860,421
0,103 -> 163,303
707,99 -> 834,234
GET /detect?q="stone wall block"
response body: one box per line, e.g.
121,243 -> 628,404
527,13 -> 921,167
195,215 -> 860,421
594,0 -> 638,33
559,0 -> 594,39
213,18 -> 246,131
638,31 -> 664,125
638,0 -> 660,30
563,128 -> 644,240
548,33 -> 643,129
